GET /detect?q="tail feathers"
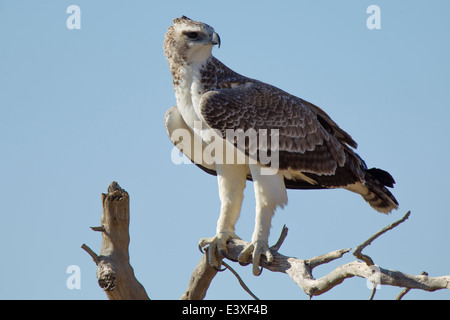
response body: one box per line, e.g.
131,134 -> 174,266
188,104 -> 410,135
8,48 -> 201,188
362,168 -> 399,214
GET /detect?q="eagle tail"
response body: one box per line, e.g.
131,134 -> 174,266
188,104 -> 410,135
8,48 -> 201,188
361,168 -> 399,214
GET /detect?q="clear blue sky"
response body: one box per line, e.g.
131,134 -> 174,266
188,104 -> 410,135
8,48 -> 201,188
1,0 -> 449,300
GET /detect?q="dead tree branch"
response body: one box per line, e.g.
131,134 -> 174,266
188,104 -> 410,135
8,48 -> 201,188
82,181 -> 149,300
180,250 -> 221,300
353,211 -> 411,266
184,211 -> 450,299
83,182 -> 449,300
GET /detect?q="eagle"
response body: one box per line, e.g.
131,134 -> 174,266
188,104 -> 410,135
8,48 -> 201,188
163,16 -> 398,275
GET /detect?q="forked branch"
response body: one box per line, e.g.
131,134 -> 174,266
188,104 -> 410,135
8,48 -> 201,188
183,211 -> 450,299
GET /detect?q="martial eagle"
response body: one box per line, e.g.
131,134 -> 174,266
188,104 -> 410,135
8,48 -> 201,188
163,16 -> 398,275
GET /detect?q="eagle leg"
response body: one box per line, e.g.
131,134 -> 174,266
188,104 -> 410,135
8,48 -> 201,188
238,240 -> 273,276
199,231 -> 242,270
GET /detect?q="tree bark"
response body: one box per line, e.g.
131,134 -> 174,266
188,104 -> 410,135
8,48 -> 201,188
180,251 -> 221,300
82,182 -> 149,300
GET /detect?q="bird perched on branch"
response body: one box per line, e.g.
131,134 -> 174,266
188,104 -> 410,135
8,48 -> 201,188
163,16 -> 398,275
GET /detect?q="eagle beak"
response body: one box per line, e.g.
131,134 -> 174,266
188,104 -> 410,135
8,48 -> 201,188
211,32 -> 221,48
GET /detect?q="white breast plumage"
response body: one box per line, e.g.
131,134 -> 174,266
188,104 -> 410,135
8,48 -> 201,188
174,62 -> 206,130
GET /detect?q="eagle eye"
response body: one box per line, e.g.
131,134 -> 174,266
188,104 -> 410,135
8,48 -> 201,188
184,32 -> 199,39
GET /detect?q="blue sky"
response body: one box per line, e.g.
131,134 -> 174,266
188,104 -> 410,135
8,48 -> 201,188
0,0 -> 449,300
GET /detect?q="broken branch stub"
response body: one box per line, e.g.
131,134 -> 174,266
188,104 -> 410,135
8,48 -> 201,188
82,181 -> 149,300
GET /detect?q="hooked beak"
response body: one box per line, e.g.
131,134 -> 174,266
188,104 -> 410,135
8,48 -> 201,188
211,32 -> 221,48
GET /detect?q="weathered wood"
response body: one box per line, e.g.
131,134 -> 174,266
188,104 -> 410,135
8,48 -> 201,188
83,183 -> 449,300
184,214 -> 450,299
82,182 -> 149,300
181,251 -> 221,300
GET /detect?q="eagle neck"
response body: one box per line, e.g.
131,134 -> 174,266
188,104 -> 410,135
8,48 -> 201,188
171,56 -> 215,128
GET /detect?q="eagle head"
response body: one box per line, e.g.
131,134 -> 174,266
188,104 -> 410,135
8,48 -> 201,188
164,16 -> 220,71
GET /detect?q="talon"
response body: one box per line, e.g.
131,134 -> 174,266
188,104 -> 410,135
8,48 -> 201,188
198,231 -> 241,270
251,248 -> 262,276
238,243 -> 254,264
213,265 -> 227,272
219,248 -> 238,262
238,240 -> 273,276
256,266 -> 263,276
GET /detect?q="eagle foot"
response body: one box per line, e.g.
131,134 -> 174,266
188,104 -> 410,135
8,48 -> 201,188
198,231 -> 241,270
238,240 -> 273,276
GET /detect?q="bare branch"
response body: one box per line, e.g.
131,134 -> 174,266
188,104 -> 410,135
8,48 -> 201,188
221,261 -> 259,300
396,271 -> 429,300
306,248 -> 351,269
90,226 -> 105,232
81,243 -> 99,265
353,211 -> 411,266
270,225 -> 289,252
184,213 -> 450,298
369,287 -> 377,300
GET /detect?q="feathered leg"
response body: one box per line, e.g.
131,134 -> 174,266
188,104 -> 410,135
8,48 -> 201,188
238,164 -> 288,275
199,163 -> 247,269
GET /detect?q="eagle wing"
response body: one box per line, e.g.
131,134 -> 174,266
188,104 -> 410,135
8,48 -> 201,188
199,80 -> 366,188
165,105 -> 326,189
